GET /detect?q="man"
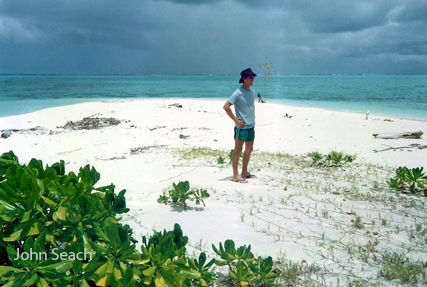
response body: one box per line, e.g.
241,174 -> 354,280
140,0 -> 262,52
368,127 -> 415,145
223,68 -> 257,183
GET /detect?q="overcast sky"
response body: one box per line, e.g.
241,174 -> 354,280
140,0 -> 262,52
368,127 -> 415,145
1,0 -> 426,75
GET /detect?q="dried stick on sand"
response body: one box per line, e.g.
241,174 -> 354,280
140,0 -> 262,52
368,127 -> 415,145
373,143 -> 420,153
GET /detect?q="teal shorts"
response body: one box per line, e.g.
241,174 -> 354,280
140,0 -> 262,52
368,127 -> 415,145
234,127 -> 255,142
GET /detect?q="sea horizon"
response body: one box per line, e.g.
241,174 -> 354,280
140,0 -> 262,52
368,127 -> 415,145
1,74 -> 426,121
1,73 -> 427,76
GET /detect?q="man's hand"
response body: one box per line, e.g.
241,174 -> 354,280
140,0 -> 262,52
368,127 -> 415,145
224,101 -> 245,127
235,120 -> 246,128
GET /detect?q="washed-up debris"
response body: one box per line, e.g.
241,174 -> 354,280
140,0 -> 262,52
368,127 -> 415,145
168,103 -> 182,108
179,134 -> 190,139
149,126 -> 166,131
59,116 -> 122,130
374,143 -> 422,153
1,130 -> 12,139
98,156 -> 127,161
1,127 -> 48,139
130,145 -> 167,154
172,127 -> 188,132
373,130 -> 423,139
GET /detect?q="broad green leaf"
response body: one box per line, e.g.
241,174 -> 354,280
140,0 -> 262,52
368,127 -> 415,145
3,229 -> 23,241
0,266 -> 26,276
106,257 -> 115,274
113,266 -> 122,281
179,268 -> 201,279
53,206 -> 67,222
37,278 -> 49,287
96,274 -> 108,287
23,273 -> 38,286
93,222 -> 110,243
41,196 -> 58,206
27,221 -> 43,236
0,199 -> 17,211
143,266 -> 157,278
154,271 -> 166,287
37,260 -> 74,273
92,262 -> 109,282
21,210 -> 31,223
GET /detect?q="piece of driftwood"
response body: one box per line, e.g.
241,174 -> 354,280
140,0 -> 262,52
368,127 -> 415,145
168,103 -> 182,108
374,143 -> 420,153
373,130 -> 423,139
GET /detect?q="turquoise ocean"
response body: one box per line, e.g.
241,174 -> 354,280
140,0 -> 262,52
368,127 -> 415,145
1,74 -> 426,121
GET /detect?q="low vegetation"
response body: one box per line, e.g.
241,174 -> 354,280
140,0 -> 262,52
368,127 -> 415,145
168,147 -> 427,286
157,181 -> 210,210
0,151 -> 281,287
307,151 -> 356,166
388,166 -> 427,195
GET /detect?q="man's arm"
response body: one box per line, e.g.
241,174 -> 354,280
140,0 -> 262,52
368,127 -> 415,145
223,101 -> 245,128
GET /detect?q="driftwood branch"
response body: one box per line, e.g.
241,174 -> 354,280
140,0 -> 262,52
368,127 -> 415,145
374,143 -> 421,153
373,130 -> 423,139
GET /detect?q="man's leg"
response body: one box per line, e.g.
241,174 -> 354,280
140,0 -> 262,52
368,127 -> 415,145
232,138 -> 247,183
241,140 -> 254,178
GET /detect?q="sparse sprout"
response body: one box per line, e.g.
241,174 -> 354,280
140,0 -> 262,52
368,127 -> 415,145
157,181 -> 210,210
258,62 -> 275,103
217,156 -> 226,165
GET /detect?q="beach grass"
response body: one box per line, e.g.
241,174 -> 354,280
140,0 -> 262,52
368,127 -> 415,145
156,146 -> 427,286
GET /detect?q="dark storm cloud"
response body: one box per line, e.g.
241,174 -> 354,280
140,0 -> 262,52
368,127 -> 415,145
0,0 -> 162,49
394,0 -> 427,22
0,0 -> 426,74
278,0 -> 399,33
153,0 -> 223,4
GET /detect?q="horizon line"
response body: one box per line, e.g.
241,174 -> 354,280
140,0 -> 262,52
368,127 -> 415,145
1,73 -> 426,76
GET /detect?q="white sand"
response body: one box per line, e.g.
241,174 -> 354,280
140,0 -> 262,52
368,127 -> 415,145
1,99 -> 427,285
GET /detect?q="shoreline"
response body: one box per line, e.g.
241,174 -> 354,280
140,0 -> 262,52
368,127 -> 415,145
2,96 -> 427,123
266,99 -> 427,123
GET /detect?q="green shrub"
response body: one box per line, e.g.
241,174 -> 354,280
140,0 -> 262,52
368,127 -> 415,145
217,156 -> 226,165
307,151 -> 323,165
157,181 -> 210,210
136,223 -> 217,287
212,240 -> 281,286
0,150 -> 140,287
387,166 -> 427,193
0,151 -> 281,287
307,151 -> 356,167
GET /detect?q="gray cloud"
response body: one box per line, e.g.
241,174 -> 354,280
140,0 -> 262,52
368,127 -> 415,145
153,0 -> 223,4
0,0 -> 426,74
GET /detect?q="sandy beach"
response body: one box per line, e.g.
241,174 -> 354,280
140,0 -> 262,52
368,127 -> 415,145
1,98 -> 427,285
